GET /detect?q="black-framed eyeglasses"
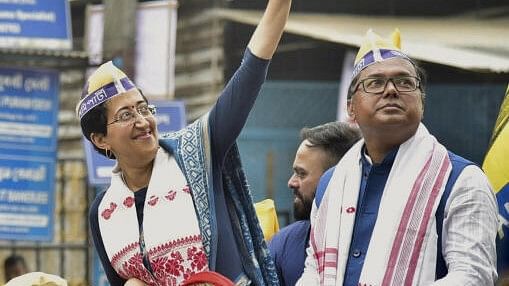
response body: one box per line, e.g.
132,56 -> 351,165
354,76 -> 421,94
107,104 -> 157,126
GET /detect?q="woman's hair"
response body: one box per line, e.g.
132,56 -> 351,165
4,254 -> 28,282
80,89 -> 148,159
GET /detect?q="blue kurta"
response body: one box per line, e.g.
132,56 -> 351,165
343,147 -> 398,286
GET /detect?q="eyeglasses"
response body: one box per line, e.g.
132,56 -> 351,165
107,104 -> 157,126
354,76 -> 421,94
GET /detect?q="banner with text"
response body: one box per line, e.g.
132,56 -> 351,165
0,67 -> 59,241
0,0 -> 72,50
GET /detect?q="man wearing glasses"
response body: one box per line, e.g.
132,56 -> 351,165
297,29 -> 498,286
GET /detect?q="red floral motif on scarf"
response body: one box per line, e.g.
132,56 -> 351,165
166,251 -> 184,276
182,185 -> 191,194
151,256 -> 169,281
165,190 -> 177,201
101,202 -> 117,220
183,268 -> 195,281
148,195 -> 159,206
113,236 -> 207,286
119,253 -> 156,285
123,196 -> 135,208
187,246 -> 207,271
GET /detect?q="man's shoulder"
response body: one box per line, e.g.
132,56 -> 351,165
447,151 -> 475,168
315,167 -> 336,208
270,220 -> 310,246
280,220 -> 310,235
444,150 -> 492,201
445,150 -> 481,185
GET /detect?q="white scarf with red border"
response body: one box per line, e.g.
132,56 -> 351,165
98,148 -> 208,286
309,123 -> 452,286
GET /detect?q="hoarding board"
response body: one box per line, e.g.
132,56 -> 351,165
0,0 -> 72,50
0,67 -> 60,241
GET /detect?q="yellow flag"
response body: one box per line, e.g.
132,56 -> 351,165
352,28 -> 410,79
354,28 -> 402,65
483,84 -> 509,193
483,84 -> 509,272
254,199 -> 280,241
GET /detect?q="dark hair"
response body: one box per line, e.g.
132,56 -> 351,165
300,122 -> 361,170
79,88 -> 148,159
347,57 -> 427,105
4,255 -> 26,269
4,254 -> 27,281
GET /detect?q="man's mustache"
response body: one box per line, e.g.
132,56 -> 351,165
291,188 -> 303,200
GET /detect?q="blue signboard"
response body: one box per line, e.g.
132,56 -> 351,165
0,68 -> 59,152
0,0 -> 72,49
0,67 -> 59,241
0,154 -> 55,241
84,100 -> 186,186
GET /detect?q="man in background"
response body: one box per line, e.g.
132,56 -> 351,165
4,254 -> 28,283
268,122 -> 361,286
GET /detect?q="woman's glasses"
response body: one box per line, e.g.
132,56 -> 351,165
107,104 -> 157,126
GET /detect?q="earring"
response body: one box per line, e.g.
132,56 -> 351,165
105,148 -> 113,159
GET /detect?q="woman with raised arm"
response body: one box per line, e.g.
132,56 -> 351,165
78,1 -> 291,285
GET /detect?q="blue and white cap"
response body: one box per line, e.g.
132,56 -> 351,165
351,28 -> 411,79
76,61 -> 136,120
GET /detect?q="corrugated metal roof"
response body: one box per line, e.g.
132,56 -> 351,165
213,9 -> 509,73
0,48 -> 89,69
0,48 -> 88,59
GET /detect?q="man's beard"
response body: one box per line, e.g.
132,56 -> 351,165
293,193 -> 313,221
